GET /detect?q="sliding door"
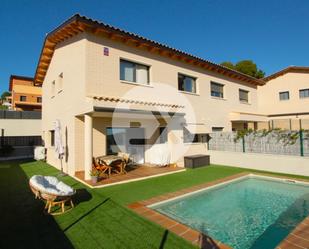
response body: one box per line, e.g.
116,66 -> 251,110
106,127 -> 145,163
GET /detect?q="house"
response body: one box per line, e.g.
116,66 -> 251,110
258,66 -> 309,130
9,75 -> 42,111
33,14 -> 306,180
34,14 -> 266,179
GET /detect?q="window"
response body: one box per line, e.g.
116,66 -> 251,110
50,130 -> 55,147
120,59 -> 149,84
178,74 -> 196,93
19,96 -> 26,102
106,127 -> 145,155
212,127 -> 224,132
211,82 -> 224,98
239,89 -> 249,103
299,89 -> 309,99
37,97 -> 42,103
279,91 -> 289,101
183,128 -> 207,143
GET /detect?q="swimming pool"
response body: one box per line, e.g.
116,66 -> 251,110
150,175 -> 309,249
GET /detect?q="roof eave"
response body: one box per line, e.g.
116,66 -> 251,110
34,14 -> 265,86
263,66 -> 309,82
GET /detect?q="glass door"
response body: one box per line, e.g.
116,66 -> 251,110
106,127 -> 145,164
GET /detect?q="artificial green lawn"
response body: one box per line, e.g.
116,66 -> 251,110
1,160 -> 309,249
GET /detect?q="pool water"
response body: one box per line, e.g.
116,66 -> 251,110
151,176 -> 309,249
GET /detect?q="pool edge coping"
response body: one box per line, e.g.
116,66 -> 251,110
128,173 -> 250,248
128,172 -> 309,249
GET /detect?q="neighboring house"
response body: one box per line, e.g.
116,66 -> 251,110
258,66 -> 309,130
9,75 -> 42,111
32,14 -> 308,179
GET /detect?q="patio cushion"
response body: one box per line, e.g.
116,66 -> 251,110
30,175 -> 74,196
117,152 -> 130,162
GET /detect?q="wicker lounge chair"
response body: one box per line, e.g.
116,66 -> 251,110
29,175 -> 75,215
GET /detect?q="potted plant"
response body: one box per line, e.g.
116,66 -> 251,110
89,169 -> 100,184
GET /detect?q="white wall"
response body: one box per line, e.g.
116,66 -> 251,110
208,150 -> 309,176
0,119 -> 41,136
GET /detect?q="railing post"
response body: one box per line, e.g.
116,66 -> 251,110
242,136 -> 246,153
300,130 -> 304,157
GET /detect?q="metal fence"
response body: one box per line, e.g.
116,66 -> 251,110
0,136 -> 43,146
0,110 -> 41,119
208,132 -> 243,153
208,131 -> 309,157
0,146 -> 35,161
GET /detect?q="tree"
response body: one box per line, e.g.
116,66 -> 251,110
255,69 -> 265,79
220,60 -> 265,79
0,105 -> 8,110
1,91 -> 11,100
220,61 -> 235,70
235,60 -> 265,79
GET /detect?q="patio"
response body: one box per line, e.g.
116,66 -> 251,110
75,164 -> 185,187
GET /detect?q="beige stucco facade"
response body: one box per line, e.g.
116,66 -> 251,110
258,71 -> 309,130
85,33 -> 260,129
258,72 -> 309,115
42,31 -> 264,178
42,33 -> 92,176
40,16 -> 308,179
0,119 -> 41,136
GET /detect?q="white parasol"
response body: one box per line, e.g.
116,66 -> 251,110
54,120 -> 66,176
54,119 -> 64,159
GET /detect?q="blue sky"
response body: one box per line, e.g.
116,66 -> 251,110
1,0 -> 309,93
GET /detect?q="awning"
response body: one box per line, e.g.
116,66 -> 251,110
229,112 -> 268,122
184,123 -> 210,134
93,106 -> 185,117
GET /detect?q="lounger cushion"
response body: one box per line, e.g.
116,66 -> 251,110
30,175 -> 74,196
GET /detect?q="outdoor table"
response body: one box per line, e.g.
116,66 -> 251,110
96,155 -> 125,174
